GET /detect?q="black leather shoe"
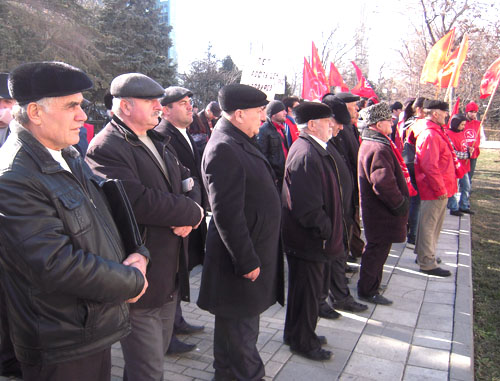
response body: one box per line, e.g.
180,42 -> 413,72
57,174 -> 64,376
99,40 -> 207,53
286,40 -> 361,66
459,208 -> 475,215
420,267 -> 452,277
292,348 -> 333,361
358,294 -> 393,305
450,210 -> 464,216
318,306 -> 341,319
284,335 -> 327,346
175,322 -> 205,335
333,300 -> 368,312
346,254 -> 358,263
166,335 -> 196,354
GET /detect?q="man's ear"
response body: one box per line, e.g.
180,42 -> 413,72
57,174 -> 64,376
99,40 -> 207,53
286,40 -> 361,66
121,99 -> 132,116
26,103 -> 43,126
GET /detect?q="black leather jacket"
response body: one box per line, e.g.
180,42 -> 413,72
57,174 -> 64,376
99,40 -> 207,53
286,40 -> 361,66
0,122 -> 147,365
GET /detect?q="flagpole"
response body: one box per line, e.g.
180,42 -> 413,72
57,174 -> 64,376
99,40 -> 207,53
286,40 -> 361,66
444,33 -> 468,102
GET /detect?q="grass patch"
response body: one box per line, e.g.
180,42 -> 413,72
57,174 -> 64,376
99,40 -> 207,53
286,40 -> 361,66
471,148 -> 500,380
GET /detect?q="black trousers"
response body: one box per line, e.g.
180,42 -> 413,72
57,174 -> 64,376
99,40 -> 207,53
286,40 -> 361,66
349,206 -> 365,258
0,282 -> 20,376
319,248 -> 351,308
357,241 -> 392,297
213,314 -> 264,381
284,255 -> 325,353
21,348 -> 111,381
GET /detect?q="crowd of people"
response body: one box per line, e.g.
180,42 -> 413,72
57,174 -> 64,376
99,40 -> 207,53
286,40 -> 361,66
0,61 -> 481,381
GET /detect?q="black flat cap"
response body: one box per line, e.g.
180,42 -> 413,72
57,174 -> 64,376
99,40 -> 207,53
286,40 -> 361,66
266,100 -> 285,118
110,73 -> 164,99
218,84 -> 268,112
322,94 -> 351,125
0,73 -> 12,99
8,62 -> 93,105
333,92 -> 360,103
161,86 -> 193,106
423,99 -> 449,111
293,102 -> 333,124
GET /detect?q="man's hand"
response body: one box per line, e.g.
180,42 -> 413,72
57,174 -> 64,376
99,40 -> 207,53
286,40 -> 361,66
438,193 -> 448,200
243,267 -> 260,282
171,226 -> 193,237
123,253 -> 149,303
123,252 -> 148,276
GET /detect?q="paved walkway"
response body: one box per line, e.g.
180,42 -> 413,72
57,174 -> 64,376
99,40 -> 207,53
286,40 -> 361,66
0,212 -> 474,381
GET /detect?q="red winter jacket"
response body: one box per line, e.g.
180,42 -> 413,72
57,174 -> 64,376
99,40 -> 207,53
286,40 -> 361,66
464,120 -> 481,159
414,119 -> 457,200
446,129 -> 471,173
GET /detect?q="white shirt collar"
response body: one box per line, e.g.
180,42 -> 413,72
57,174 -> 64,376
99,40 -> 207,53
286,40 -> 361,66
308,134 -> 328,150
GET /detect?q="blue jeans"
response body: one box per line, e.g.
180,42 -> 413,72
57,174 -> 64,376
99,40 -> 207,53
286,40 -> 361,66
447,173 -> 471,211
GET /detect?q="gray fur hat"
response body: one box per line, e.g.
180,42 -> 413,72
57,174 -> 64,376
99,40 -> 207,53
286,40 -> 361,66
362,102 -> 392,126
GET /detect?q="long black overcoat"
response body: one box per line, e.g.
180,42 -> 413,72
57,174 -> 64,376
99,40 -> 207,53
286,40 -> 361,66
86,116 -> 202,308
197,117 -> 284,318
358,128 -> 409,243
282,133 -> 345,262
155,120 -> 208,269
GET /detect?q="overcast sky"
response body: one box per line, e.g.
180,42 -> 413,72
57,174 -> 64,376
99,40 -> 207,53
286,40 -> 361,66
171,0 -> 413,81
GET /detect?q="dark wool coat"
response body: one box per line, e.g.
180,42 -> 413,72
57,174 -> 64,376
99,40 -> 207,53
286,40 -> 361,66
198,117 -> 284,319
86,116 -> 203,309
155,119 -> 208,269
358,128 -> 409,244
333,123 -> 361,199
282,133 -> 345,262
257,119 -> 287,185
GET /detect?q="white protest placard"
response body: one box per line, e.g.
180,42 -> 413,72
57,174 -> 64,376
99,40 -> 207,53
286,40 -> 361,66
240,57 -> 285,100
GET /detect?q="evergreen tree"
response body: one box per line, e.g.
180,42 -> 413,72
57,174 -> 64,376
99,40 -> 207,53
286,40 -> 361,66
97,0 -> 176,87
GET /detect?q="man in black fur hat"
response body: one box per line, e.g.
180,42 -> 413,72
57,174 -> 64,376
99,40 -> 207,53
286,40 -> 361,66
0,61 -> 149,381
282,102 -> 344,361
198,84 -> 284,380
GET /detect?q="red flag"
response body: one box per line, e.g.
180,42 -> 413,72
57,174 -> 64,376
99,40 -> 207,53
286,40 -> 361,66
480,55 -> 500,99
302,58 -> 323,101
420,29 -> 455,85
438,34 -> 469,88
329,62 -> 349,92
350,61 -> 377,99
311,42 -> 330,96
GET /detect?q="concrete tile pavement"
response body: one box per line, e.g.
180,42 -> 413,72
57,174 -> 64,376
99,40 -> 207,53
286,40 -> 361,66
0,212 -> 474,380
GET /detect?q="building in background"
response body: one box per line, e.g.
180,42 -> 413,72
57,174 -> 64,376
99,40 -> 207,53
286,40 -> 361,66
156,0 -> 177,65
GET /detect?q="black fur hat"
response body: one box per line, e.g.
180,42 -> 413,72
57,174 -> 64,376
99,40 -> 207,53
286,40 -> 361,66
218,84 -> 268,112
8,61 -> 93,105
293,102 -> 332,124
322,94 -> 351,125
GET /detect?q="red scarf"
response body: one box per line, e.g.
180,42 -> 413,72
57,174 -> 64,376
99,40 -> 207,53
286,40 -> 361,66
385,135 -> 418,197
273,122 -> 288,159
